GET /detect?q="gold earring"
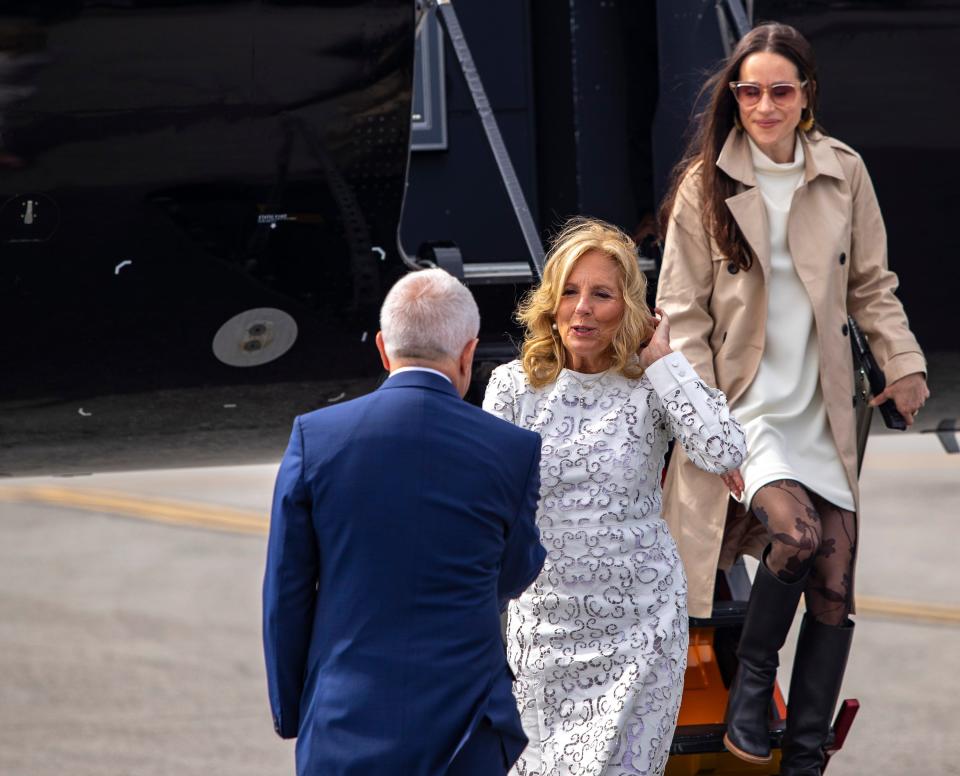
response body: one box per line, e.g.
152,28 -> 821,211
734,114 -> 743,131
799,108 -> 815,132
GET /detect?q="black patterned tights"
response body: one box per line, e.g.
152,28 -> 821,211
751,479 -> 857,626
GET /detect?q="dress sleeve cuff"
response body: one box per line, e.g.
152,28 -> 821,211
644,350 -> 696,395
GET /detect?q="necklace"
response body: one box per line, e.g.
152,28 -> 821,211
563,367 -> 607,384
561,368 -> 606,408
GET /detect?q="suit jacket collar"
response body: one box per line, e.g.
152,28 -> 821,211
378,368 -> 461,399
717,128 -> 846,186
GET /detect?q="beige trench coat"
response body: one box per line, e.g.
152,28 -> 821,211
656,129 -> 926,619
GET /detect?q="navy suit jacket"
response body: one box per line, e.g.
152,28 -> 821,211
263,370 -> 545,776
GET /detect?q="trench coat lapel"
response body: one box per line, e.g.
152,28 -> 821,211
787,132 -> 848,293
799,129 -> 845,183
718,130 -> 771,279
725,189 -> 771,279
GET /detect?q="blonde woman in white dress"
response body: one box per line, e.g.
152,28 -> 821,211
483,217 -> 746,776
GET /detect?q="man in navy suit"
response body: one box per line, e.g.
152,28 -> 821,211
263,268 -> 545,775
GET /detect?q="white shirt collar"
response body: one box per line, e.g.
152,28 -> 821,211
390,366 -> 453,384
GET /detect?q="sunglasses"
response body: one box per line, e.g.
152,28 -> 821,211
729,80 -> 808,107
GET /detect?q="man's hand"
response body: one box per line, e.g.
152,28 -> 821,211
638,308 -> 673,370
720,468 -> 744,499
869,372 -> 929,426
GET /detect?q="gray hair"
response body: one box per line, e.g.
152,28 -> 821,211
379,268 -> 480,361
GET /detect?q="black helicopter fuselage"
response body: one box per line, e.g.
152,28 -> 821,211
1,1 -> 419,475
1,0 -> 957,477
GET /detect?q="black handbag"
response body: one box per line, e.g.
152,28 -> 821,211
848,315 -> 907,473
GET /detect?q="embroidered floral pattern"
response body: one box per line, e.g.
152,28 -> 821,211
484,358 -> 745,776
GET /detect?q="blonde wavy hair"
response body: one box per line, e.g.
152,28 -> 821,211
518,217 -> 654,388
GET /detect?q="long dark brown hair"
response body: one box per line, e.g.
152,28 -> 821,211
658,23 -> 820,271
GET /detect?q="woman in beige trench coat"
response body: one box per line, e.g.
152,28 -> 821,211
656,23 -> 928,776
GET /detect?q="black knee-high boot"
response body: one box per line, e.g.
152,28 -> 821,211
723,548 -> 807,764
779,614 -> 854,775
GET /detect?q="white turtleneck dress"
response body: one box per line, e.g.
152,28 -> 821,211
734,137 -> 855,511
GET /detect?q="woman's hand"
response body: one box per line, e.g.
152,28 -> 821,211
720,468 -> 744,499
638,308 -> 673,370
869,372 -> 929,426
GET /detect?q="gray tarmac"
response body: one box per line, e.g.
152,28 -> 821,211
0,432 -> 958,776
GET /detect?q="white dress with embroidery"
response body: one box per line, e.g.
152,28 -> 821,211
483,352 -> 746,776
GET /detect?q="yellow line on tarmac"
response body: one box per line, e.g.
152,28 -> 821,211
2,486 -> 960,625
855,595 -> 960,626
0,486 -> 268,535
